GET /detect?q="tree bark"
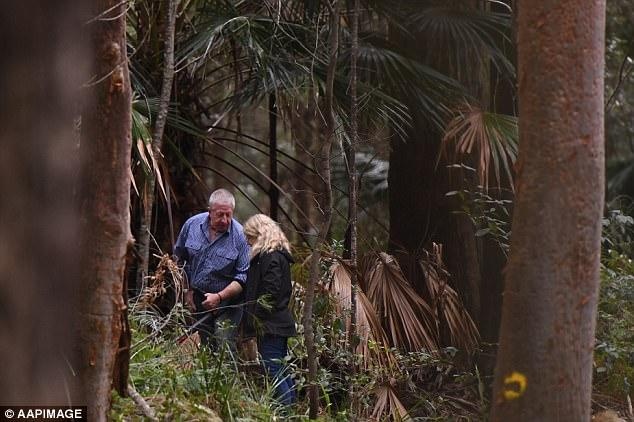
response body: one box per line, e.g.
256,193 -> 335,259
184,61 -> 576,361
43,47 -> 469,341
136,0 -> 178,292
269,92 -> 279,220
0,0 -> 86,405
490,1 -> 605,420
478,0 -> 517,377
289,104 -> 320,242
346,0 -> 360,378
304,2 -> 341,418
78,0 -> 133,420
387,1 -> 483,321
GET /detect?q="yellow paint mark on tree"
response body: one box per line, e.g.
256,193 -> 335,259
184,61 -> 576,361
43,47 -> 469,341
503,371 -> 527,400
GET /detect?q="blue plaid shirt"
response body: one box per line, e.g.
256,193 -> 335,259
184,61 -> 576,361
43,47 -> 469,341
173,212 -> 249,293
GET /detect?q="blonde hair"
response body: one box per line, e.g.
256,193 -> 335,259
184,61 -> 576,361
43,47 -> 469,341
243,214 -> 291,258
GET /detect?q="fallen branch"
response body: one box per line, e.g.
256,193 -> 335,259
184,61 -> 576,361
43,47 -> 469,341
174,399 -> 223,421
127,384 -> 158,421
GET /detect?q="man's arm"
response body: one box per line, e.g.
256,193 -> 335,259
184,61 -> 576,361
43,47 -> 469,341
202,232 -> 249,309
202,280 -> 243,309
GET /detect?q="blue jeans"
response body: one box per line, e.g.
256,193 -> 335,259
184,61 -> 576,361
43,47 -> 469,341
258,335 -> 295,406
193,289 -> 242,354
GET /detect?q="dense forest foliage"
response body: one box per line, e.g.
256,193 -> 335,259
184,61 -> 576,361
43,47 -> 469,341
1,0 -> 632,421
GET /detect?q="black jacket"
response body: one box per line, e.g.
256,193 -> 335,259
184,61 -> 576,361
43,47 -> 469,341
242,249 -> 296,338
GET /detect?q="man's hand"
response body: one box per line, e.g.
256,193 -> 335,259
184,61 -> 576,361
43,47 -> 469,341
184,290 -> 195,312
202,292 -> 222,310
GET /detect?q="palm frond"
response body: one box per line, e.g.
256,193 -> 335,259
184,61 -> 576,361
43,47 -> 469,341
421,244 -> 480,354
406,6 -> 515,79
371,383 -> 411,421
363,253 -> 440,352
441,102 -> 518,190
330,262 -> 398,370
339,33 -> 461,127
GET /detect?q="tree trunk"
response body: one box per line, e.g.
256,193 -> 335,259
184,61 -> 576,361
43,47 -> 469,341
347,0 -> 360,362
387,1 -> 483,321
289,100 -> 321,242
78,1 -> 133,420
269,92 -> 279,220
0,0 -> 86,405
135,0 -> 178,292
490,1 -> 605,420
304,3 -> 341,418
478,0 -> 517,377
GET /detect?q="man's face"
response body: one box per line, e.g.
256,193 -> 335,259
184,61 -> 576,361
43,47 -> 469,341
209,202 -> 234,233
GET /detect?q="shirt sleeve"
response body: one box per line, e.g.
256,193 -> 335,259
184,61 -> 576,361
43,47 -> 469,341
173,220 -> 190,263
233,232 -> 250,286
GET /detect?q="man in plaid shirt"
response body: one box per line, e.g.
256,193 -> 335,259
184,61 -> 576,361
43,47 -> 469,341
174,188 -> 250,350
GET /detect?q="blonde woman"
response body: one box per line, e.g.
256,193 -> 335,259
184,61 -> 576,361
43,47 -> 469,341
242,214 -> 296,406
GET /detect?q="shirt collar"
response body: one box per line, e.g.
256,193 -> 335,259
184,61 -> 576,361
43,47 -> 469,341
201,215 -> 233,241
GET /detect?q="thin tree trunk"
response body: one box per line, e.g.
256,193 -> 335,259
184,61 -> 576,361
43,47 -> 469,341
347,0 -> 360,282
289,101 -> 320,242
342,0 -> 361,409
269,92 -> 279,220
478,0 -> 517,378
78,0 -> 133,419
490,1 -> 605,420
347,0 -> 360,376
136,0 -> 178,291
304,2 -> 340,418
0,0 -> 86,405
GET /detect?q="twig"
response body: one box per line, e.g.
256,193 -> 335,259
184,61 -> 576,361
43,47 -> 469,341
127,384 -> 158,421
444,395 -> 479,411
606,55 -> 633,111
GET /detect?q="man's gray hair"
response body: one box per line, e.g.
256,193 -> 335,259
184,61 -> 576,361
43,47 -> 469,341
208,188 -> 235,209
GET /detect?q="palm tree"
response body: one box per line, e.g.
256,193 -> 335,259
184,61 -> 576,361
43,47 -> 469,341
374,0 -> 517,327
123,1 -> 519,416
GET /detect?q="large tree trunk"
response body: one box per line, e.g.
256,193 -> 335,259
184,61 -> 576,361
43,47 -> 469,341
78,1 -> 133,420
388,1 -> 483,321
490,1 -> 605,420
0,0 -> 86,405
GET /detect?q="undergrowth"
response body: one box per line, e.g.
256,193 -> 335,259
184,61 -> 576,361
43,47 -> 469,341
110,202 -> 634,420
593,206 -> 634,413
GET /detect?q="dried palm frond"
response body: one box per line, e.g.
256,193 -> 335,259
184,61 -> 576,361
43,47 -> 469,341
176,332 -> 201,371
365,253 -> 440,352
371,383 -> 411,421
422,244 -> 480,354
331,262 -> 352,319
289,279 -> 305,321
357,291 -> 399,371
138,254 -> 183,309
441,102 -> 518,191
330,262 -> 397,370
